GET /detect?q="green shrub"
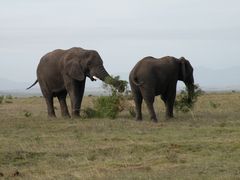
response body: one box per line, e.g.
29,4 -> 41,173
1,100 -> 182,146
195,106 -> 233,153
94,95 -> 121,119
6,94 -> 13,99
0,94 -> 14,104
5,100 -> 13,104
83,76 -> 128,119
23,110 -> 32,117
209,101 -> 220,109
175,84 -> 203,113
0,96 -> 4,104
82,107 -> 97,119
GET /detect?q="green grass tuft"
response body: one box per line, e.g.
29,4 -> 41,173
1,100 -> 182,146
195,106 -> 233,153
175,84 -> 204,113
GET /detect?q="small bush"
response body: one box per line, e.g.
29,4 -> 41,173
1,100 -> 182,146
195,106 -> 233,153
0,96 -> 4,104
209,101 -> 220,109
5,100 -> 13,104
175,84 -> 203,113
94,95 -> 121,119
0,95 -> 14,104
166,150 -> 178,163
82,107 -> 97,119
83,76 -> 128,119
23,111 -> 32,117
6,94 -> 13,99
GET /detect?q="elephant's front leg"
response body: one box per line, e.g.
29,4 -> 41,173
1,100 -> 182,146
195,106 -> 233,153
165,91 -> 176,119
45,95 -> 56,118
131,87 -> 143,121
68,79 -> 86,118
57,91 -> 70,118
166,102 -> 174,118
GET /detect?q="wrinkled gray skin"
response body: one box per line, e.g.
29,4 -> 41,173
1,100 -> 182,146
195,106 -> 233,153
129,56 -> 194,122
27,47 -> 122,118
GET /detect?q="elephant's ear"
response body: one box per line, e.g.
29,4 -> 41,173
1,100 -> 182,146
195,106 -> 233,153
64,58 -> 85,81
180,57 -> 193,81
180,57 -> 186,81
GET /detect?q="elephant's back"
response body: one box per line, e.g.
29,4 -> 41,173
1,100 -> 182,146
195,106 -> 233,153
39,49 -> 66,63
37,48 -> 70,70
132,56 -> 178,73
132,57 -> 158,74
129,57 -> 157,86
130,56 -> 179,89
37,49 -> 65,86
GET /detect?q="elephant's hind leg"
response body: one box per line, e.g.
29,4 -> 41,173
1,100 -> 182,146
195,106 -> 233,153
142,93 -> 157,122
133,90 -> 143,121
134,94 -> 143,121
57,91 -> 70,118
145,100 -> 157,122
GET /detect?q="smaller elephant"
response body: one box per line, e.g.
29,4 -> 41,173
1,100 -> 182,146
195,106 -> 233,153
27,47 -> 124,118
129,56 -> 194,122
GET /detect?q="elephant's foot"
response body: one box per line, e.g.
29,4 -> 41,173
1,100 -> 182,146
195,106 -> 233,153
62,114 -> 71,119
150,114 -> 158,123
165,110 -> 174,119
165,115 -> 174,120
61,109 -> 70,118
136,118 -> 142,122
152,118 -> 158,123
151,116 -> 158,123
71,109 -> 80,118
135,114 -> 142,121
72,114 -> 80,119
48,114 -> 56,119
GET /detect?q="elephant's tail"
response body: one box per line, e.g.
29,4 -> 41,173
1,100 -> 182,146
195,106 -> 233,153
132,77 -> 144,86
26,80 -> 38,90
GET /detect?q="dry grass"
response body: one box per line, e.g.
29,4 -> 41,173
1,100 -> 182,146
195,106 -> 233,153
0,93 -> 240,179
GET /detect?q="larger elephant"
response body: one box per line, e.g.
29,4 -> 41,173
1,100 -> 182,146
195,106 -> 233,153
129,56 -> 194,122
27,47 -> 124,118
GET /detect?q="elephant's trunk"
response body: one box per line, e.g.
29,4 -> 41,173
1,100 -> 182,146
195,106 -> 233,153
94,66 -> 110,81
94,66 -> 125,92
186,83 -> 195,103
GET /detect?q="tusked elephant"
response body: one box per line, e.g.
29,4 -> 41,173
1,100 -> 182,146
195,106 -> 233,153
27,47 -> 124,118
129,56 -> 194,122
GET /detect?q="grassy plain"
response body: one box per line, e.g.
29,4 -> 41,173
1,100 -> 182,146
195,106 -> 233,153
0,93 -> 240,179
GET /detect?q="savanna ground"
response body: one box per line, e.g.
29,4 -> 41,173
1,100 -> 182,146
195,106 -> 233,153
0,93 -> 240,179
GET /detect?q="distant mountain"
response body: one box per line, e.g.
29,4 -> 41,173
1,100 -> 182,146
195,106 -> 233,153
0,66 -> 240,97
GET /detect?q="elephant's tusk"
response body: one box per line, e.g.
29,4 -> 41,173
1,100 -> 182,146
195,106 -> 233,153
93,76 -> 99,80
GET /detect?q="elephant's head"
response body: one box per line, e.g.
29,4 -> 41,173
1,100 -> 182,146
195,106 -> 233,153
64,49 -> 125,92
179,57 -> 195,101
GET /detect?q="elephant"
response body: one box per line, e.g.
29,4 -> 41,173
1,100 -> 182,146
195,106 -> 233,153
27,47 -> 124,118
129,56 -> 194,122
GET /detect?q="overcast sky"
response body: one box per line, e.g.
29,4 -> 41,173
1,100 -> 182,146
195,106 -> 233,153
0,0 -> 240,83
